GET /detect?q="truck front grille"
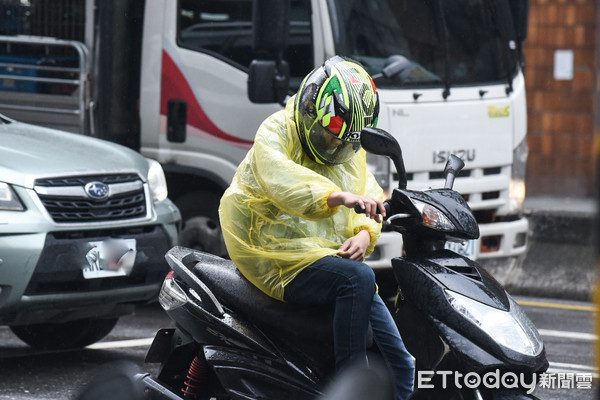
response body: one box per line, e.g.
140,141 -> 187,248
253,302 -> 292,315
396,165 -> 510,218
34,173 -> 148,224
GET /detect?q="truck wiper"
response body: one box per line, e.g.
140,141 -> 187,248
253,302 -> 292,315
371,55 -> 415,82
435,0 -> 451,99
371,55 -> 442,89
491,0 -> 516,95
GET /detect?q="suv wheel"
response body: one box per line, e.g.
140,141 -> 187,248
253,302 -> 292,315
10,317 -> 119,349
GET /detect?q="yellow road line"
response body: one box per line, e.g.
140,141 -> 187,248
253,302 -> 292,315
517,300 -> 597,313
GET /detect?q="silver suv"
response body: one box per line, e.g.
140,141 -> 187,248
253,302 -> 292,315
0,115 -> 181,349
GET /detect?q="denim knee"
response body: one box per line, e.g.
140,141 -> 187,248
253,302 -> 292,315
342,260 -> 376,296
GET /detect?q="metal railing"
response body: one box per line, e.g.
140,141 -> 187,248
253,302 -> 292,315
0,35 -> 90,134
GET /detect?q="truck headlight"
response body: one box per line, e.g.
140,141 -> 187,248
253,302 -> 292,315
509,139 -> 528,213
147,159 -> 168,202
445,289 -> 543,356
0,182 -> 25,211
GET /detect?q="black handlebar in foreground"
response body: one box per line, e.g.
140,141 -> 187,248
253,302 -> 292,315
353,202 -> 391,216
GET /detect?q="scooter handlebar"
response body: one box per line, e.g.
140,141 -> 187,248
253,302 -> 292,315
353,201 -> 391,217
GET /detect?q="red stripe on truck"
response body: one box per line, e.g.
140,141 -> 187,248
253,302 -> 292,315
161,50 -> 254,147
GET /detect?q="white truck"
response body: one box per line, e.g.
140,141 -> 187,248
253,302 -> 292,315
0,0 -> 530,275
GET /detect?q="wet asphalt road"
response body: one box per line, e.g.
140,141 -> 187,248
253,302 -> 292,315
0,296 -> 596,400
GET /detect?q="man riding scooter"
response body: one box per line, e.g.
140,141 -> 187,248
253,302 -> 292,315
218,55 -> 415,400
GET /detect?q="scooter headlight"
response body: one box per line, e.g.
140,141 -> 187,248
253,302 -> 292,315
445,289 -> 543,356
159,271 -> 188,310
412,199 -> 455,231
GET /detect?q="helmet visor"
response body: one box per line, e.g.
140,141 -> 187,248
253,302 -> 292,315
306,120 -> 360,165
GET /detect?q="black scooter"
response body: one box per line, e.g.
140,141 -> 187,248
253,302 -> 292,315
137,127 -> 548,400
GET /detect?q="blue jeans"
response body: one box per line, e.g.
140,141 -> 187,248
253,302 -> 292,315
284,256 -> 414,400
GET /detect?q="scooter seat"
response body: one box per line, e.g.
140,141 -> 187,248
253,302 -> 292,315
187,250 -> 336,347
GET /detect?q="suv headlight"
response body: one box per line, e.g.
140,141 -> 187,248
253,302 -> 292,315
147,159 -> 168,202
0,182 -> 25,211
445,289 -> 543,356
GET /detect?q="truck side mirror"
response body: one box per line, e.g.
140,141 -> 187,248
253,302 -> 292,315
247,0 -> 291,105
508,0 -> 529,44
167,100 -> 187,143
247,60 -> 289,105
252,0 -> 289,51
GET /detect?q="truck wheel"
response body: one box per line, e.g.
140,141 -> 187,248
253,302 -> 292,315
10,317 -> 118,349
180,216 -> 228,257
175,190 -> 228,257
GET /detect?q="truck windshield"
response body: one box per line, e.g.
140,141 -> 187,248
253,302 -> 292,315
177,0 -> 313,88
328,0 -> 517,88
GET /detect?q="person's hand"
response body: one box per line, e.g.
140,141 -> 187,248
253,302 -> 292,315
327,191 -> 386,223
338,230 -> 371,261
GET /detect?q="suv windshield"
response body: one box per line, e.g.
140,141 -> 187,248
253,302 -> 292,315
328,0 -> 516,88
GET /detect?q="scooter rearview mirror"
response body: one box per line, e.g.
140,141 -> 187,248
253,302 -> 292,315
443,154 -> 465,189
360,127 -> 407,189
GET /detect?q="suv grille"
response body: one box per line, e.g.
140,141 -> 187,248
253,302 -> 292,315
34,173 -> 140,187
34,174 -> 148,223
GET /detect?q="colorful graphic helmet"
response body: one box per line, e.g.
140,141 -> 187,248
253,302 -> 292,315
295,56 -> 379,165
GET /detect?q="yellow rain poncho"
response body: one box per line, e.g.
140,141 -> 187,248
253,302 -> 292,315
218,96 -> 385,301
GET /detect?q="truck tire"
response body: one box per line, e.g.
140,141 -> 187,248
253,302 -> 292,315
176,190 -> 228,257
180,216 -> 228,257
10,317 -> 118,349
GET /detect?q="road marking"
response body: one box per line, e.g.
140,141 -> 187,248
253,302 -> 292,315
538,329 -> 597,342
85,338 -> 600,379
85,329 -> 597,351
0,337 -> 155,358
550,362 -> 597,372
86,337 -> 154,350
517,300 -> 597,313
548,362 -> 599,378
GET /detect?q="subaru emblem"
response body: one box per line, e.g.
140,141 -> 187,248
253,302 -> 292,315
85,181 -> 109,200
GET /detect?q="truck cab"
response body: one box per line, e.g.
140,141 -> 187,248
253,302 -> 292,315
140,0 -> 530,267
0,0 -> 530,272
